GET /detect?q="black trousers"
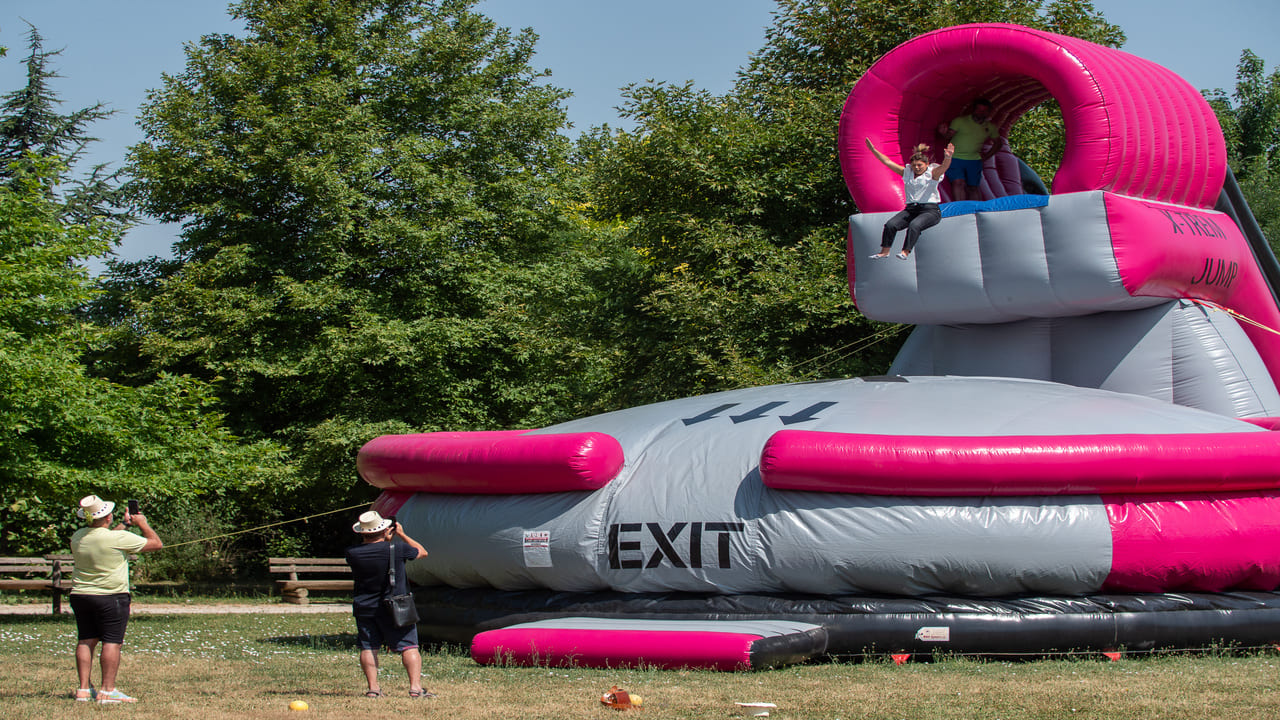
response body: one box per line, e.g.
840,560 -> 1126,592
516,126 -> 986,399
881,202 -> 941,253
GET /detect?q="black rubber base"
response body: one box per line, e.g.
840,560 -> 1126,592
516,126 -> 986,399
415,586 -> 1280,657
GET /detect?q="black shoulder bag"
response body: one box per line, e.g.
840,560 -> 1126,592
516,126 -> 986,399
383,541 -> 420,627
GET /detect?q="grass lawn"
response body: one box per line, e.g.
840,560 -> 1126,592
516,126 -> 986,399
2,611 -> 1279,719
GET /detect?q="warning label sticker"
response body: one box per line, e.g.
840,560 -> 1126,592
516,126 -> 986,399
914,626 -> 951,642
523,530 -> 552,568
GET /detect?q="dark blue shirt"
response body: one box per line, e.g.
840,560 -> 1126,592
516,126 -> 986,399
344,540 -> 420,616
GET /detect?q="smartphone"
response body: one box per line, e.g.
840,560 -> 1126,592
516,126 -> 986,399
389,515 -> 397,532
128,499 -> 140,515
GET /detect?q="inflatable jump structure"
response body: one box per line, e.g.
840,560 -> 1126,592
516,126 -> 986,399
359,24 -> 1280,669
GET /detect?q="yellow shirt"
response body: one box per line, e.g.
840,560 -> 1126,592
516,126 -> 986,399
948,115 -> 1000,160
70,526 -> 147,595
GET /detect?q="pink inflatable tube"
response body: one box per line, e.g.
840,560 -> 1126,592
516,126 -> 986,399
356,430 -> 625,494
758,430 -> 1280,496
370,490 -> 412,519
472,627 -> 766,671
839,24 -> 1226,212
760,430 -> 1280,592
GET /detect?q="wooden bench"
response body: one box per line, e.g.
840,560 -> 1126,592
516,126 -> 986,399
0,555 -> 73,613
269,557 -> 352,605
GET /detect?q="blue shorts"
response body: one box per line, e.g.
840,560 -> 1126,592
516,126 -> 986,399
945,158 -> 984,186
354,612 -> 419,652
70,593 -> 131,644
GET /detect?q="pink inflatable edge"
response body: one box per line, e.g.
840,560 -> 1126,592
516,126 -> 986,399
1106,492 -> 1280,592
1104,194 -> 1280,387
357,430 -> 625,494
760,430 -> 1280,592
370,490 -> 412,519
471,627 -> 758,671
759,430 -> 1280,495
839,23 -> 1225,213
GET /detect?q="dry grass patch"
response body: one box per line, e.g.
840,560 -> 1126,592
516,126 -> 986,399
2,613 -> 1280,719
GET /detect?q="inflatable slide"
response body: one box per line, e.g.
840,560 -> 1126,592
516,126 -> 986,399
358,24 -> 1280,669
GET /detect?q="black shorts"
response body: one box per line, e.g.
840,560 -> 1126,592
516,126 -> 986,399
70,593 -> 131,644
354,612 -> 419,652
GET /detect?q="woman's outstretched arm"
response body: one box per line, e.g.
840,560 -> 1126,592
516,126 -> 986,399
865,137 -> 905,174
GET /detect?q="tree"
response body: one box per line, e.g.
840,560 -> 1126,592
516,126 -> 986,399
103,0 -> 613,542
0,155 -> 295,556
0,26 -> 131,225
1206,50 -> 1280,246
0,30 -> 294,562
577,0 -> 1124,404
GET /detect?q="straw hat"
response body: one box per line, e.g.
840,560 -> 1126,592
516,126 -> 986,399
77,495 -> 115,521
353,510 -> 392,534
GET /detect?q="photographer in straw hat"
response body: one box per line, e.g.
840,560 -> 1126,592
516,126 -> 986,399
344,510 -> 432,699
68,495 -> 163,704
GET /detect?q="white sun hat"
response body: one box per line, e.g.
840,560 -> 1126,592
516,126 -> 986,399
352,510 -> 393,534
76,495 -> 115,521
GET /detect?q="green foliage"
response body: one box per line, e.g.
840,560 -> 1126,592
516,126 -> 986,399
580,83 -> 881,403
0,155 -> 297,555
0,32 -> 241,558
1206,50 -> 1280,250
0,26 -> 132,225
742,0 -> 1121,99
101,0 -> 621,550
576,0 -> 1123,403
0,29 -> 296,556
105,0 -> 1133,456
261,526 -> 312,559
130,511 -> 240,583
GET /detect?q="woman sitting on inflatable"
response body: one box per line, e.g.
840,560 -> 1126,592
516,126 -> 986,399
864,138 -> 954,259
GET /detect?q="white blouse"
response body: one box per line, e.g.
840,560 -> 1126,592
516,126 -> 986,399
902,165 -> 942,204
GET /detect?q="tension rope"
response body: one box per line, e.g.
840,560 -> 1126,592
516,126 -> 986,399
1188,298 -> 1280,336
159,501 -> 372,550
782,322 -> 910,380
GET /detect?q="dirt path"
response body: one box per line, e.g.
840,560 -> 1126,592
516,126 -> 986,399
0,601 -> 349,615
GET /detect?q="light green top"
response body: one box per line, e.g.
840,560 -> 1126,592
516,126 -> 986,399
949,114 -> 1000,160
70,526 -> 147,595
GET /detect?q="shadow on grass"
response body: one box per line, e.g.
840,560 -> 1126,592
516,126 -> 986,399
259,634 -> 474,655
0,614 -> 71,626
260,687 -> 361,698
0,613 -> 191,627
262,632 -> 359,650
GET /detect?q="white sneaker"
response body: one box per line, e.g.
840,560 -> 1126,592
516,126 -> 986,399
98,689 -> 137,704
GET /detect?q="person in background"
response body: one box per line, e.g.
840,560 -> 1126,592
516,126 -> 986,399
937,97 -> 1003,201
865,138 -> 954,259
344,510 -> 433,699
69,495 -> 163,704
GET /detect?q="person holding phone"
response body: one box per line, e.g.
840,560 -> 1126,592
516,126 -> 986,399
69,495 -> 163,703
344,511 -> 432,699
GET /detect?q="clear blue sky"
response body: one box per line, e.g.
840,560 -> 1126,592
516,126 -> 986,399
1,0 -> 1276,267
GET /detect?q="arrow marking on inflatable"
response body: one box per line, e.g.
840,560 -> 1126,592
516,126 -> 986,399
731,402 -> 788,424
780,402 -> 838,425
682,403 -> 740,425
